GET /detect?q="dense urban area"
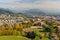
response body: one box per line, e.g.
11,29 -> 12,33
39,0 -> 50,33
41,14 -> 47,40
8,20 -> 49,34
0,13 -> 60,40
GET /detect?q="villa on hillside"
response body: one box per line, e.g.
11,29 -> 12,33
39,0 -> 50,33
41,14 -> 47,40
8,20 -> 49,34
31,21 -> 43,29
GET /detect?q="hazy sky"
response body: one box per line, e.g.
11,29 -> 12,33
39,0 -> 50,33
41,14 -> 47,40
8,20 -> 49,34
0,0 -> 60,10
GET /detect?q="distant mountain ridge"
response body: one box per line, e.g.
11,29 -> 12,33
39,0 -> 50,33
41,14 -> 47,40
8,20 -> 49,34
0,8 -> 46,15
0,8 -> 60,16
0,8 -> 14,14
21,9 -> 46,15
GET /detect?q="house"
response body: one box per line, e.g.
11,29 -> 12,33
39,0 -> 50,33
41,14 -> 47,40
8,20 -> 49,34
31,21 -> 43,29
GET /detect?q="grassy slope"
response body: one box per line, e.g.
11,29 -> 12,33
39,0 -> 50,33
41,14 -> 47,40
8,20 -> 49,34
0,28 -> 50,40
0,36 -> 29,40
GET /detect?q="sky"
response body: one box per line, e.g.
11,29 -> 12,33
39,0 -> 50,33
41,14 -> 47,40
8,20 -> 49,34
0,0 -> 60,11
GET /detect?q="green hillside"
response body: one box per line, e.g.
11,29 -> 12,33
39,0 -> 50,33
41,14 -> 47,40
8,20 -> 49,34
0,36 -> 29,40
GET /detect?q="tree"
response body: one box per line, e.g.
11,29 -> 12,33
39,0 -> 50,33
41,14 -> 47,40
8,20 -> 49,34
43,26 -> 55,38
12,30 -> 20,35
14,23 -> 20,30
27,22 -> 33,28
14,23 -> 23,35
34,36 -> 40,40
25,31 -> 36,39
44,27 -> 50,32
22,22 -> 33,28
45,20 -> 53,26
48,26 -> 55,39
57,32 -> 60,40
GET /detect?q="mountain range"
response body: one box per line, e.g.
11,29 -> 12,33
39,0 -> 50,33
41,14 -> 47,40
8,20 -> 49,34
0,8 -> 14,14
0,8 -> 46,15
0,8 -> 60,15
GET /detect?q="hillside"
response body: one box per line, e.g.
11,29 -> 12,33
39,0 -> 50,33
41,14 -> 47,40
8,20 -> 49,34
0,8 -> 14,14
